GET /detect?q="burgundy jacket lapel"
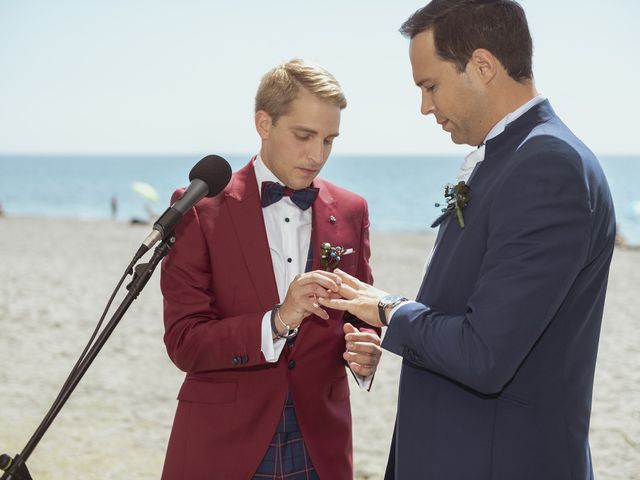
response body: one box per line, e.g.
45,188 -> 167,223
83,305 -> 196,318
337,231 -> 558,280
290,178 -> 338,354
224,160 -> 279,311
309,178 -> 338,271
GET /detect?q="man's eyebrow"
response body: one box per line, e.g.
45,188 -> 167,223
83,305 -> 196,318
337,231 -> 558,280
416,77 -> 434,87
291,126 -> 318,135
292,126 -> 340,138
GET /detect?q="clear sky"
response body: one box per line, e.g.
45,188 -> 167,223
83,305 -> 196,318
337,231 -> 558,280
1,0 -> 638,157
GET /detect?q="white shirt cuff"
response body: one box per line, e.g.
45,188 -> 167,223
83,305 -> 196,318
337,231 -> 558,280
261,310 -> 286,362
387,301 -> 415,326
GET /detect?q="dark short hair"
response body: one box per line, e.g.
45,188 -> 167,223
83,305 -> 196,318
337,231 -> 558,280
400,0 -> 533,81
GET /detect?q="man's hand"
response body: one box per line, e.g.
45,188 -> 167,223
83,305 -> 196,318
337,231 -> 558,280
343,323 -> 382,377
318,269 -> 389,327
276,270 -> 342,336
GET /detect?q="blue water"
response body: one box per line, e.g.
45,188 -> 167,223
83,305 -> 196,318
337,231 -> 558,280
1,154 -> 639,244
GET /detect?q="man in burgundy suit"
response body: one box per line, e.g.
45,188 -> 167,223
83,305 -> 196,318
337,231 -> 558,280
160,59 -> 382,480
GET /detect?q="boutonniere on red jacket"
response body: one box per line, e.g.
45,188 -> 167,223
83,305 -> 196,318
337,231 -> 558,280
320,242 -> 354,272
435,181 -> 470,228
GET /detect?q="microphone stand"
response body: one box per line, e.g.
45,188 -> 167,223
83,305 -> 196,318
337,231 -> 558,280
0,235 -> 175,480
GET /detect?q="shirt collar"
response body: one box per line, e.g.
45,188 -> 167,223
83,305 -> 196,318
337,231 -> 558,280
483,94 -> 546,144
455,95 -> 547,183
253,153 -> 281,189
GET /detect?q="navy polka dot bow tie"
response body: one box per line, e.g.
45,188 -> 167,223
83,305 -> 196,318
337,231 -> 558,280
260,181 -> 319,210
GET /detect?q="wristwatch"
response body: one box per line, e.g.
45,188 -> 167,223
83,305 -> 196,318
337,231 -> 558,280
377,294 -> 408,326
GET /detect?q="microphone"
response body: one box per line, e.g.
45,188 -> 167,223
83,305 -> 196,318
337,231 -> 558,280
137,155 -> 232,258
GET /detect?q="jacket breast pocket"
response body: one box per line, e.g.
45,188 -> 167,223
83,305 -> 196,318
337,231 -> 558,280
177,378 -> 238,404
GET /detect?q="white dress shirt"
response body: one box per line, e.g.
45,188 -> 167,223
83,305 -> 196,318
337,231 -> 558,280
389,95 -> 547,323
254,155 -> 371,388
255,154 -> 312,362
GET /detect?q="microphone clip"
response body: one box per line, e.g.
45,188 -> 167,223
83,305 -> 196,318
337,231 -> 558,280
127,233 -> 175,297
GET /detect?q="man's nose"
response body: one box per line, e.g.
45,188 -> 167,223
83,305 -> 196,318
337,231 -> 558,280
421,92 -> 435,116
308,140 -> 325,163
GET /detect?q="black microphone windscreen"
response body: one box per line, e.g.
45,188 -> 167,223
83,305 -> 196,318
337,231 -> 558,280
189,155 -> 232,197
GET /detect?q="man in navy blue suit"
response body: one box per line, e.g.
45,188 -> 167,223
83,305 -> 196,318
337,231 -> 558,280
320,1 -> 617,478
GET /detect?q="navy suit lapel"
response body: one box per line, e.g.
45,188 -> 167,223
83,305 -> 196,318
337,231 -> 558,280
417,100 -> 556,304
483,99 -> 555,163
469,100 -> 556,206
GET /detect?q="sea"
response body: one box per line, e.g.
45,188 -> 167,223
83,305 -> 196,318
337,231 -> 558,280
1,154 -> 639,244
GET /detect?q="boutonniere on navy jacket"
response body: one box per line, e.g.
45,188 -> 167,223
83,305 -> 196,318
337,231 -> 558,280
434,180 -> 470,228
320,242 -> 354,271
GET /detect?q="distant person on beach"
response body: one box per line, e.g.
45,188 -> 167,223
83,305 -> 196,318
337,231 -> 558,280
319,1 -> 616,479
110,195 -> 117,220
160,59 -> 382,479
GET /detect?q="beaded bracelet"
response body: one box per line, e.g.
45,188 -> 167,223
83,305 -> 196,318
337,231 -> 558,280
270,304 -> 299,339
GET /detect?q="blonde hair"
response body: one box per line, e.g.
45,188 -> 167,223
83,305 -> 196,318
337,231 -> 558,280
255,59 -> 347,123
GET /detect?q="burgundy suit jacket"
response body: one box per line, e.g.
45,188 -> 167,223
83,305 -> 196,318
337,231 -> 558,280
160,160 -> 375,480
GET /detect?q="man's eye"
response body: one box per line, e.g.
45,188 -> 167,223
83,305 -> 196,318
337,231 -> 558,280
425,85 -> 436,92
295,134 -> 311,141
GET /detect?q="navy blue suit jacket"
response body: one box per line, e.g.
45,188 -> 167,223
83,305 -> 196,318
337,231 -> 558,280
382,101 -> 616,480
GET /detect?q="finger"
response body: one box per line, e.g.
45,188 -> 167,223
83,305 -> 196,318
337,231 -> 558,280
344,352 -> 378,374
343,323 -> 358,335
345,331 -> 382,346
298,283 -> 342,299
325,290 -> 343,299
344,359 -> 380,379
317,296 -> 352,312
321,288 -> 352,300
308,270 -> 343,285
337,282 -> 360,300
344,349 -> 378,363
333,269 -> 362,289
296,272 -> 342,292
303,270 -> 342,283
345,341 -> 382,357
289,282 -> 340,301
306,298 -> 330,320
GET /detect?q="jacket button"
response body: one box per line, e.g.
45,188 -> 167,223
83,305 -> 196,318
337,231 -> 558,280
288,360 -> 296,370
232,356 -> 239,365
242,355 -> 249,363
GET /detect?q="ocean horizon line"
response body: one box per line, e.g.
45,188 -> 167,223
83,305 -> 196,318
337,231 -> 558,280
2,153 -> 639,244
2,152 -> 640,159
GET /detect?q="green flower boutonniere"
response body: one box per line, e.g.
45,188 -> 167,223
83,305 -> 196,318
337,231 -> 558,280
435,181 -> 470,228
320,242 -> 354,272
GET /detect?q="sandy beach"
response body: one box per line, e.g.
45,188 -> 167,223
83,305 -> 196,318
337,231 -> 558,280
0,216 -> 638,479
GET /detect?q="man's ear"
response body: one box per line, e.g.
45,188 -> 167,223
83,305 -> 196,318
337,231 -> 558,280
255,110 -> 273,140
468,48 -> 498,84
